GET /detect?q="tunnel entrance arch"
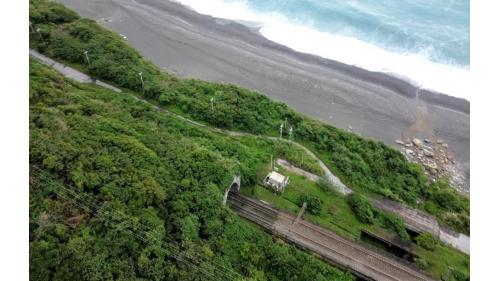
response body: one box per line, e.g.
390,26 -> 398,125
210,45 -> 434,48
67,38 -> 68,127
223,175 -> 241,205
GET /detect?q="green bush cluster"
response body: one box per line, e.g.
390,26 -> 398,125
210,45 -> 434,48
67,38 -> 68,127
29,59 -> 353,281
347,193 -> 409,240
442,268 -> 470,281
375,211 -> 410,241
416,232 -> 439,251
299,194 -> 323,215
416,258 -> 429,270
423,178 -> 470,234
347,193 -> 375,224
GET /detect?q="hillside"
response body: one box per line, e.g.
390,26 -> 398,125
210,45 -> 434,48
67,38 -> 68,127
29,1 -> 468,232
29,0 -> 469,280
29,59 -> 354,280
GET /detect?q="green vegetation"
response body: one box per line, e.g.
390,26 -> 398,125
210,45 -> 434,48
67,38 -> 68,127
29,0 -> 470,279
29,59 -> 354,281
272,142 -> 323,175
241,167 -> 469,279
374,211 -> 409,241
347,193 -> 409,240
298,194 -> 323,215
416,258 -> 429,270
422,178 -> 470,234
347,193 -> 375,224
416,232 -> 439,251
28,0 -> 470,220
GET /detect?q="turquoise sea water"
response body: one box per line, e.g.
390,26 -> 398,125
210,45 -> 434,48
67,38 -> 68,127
175,0 -> 471,99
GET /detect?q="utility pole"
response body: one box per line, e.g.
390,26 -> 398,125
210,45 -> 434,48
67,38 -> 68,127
138,72 -> 144,94
35,28 -> 43,40
29,21 -> 35,33
83,50 -> 90,65
279,123 -> 283,140
210,97 -> 214,112
288,126 -> 293,145
293,202 -> 307,225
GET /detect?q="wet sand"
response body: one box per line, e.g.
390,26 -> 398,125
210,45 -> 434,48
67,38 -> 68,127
56,0 -> 470,189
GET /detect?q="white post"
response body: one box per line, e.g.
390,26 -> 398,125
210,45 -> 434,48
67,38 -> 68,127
83,50 -> 90,65
29,21 -> 35,33
288,126 -> 293,144
279,123 -> 283,140
210,97 -> 214,112
138,72 -> 144,93
271,155 -> 274,171
293,202 -> 307,225
36,28 -> 43,39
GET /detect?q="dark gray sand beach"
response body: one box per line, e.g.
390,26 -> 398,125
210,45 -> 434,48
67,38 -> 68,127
56,0 -> 470,190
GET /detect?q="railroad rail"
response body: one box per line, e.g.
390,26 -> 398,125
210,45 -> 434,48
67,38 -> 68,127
227,192 -> 434,281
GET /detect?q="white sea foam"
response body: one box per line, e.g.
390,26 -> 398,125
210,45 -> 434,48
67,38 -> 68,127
174,0 -> 471,101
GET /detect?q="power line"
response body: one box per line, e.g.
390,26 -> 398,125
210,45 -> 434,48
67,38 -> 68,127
53,187 -> 226,281
31,168 -> 242,280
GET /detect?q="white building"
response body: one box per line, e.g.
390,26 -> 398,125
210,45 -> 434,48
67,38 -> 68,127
264,171 -> 289,193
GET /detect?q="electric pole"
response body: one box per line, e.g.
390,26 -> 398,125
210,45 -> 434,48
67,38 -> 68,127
279,123 -> 284,140
29,21 -> 35,33
36,28 -> 43,40
138,72 -> 144,94
83,50 -> 90,65
210,97 -> 214,112
288,126 -> 293,145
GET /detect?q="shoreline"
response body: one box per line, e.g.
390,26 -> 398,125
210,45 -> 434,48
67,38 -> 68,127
176,0 -> 471,113
56,0 -> 470,189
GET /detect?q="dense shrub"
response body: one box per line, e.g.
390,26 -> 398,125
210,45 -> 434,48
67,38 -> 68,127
443,268 -> 470,281
416,258 -> 429,270
425,179 -> 470,234
29,0 -> 78,24
416,232 -> 439,251
347,193 -> 375,224
299,194 -> 323,215
375,211 -> 410,241
317,177 -> 339,194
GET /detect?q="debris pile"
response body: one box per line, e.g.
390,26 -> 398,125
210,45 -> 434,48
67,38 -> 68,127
395,137 -> 467,193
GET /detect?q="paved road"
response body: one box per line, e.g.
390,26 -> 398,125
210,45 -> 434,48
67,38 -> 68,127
30,50 -> 469,254
228,192 -> 435,281
29,49 -> 122,92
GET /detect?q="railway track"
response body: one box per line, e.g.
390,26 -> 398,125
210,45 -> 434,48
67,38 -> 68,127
228,192 -> 434,281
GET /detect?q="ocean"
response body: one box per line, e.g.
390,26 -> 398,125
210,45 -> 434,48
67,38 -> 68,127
174,0 -> 470,101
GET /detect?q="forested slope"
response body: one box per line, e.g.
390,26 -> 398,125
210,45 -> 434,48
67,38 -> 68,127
29,59 -> 353,281
29,0 -> 468,234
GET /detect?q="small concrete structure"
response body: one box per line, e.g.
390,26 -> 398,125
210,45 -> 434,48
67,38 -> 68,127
264,171 -> 289,193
